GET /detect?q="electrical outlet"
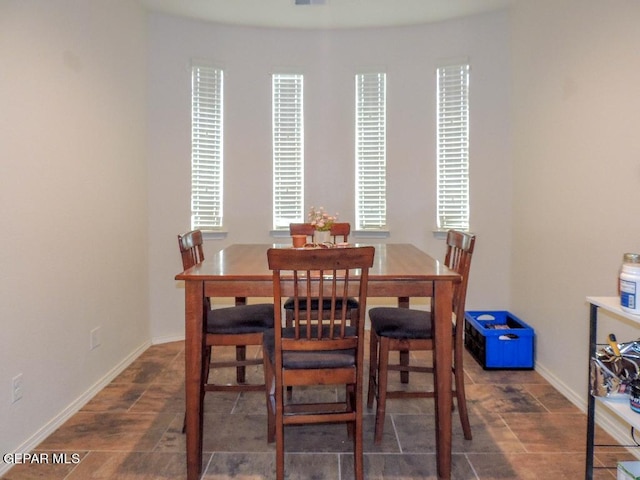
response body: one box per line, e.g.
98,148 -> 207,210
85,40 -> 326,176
90,327 -> 101,350
12,374 -> 23,403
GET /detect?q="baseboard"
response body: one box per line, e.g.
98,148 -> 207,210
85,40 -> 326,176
0,340 -> 151,477
151,333 -> 185,344
535,361 -> 640,460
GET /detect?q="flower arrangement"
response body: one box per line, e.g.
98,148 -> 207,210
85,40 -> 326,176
308,206 -> 338,231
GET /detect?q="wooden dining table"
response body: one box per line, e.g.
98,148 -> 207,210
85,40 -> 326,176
175,243 -> 461,480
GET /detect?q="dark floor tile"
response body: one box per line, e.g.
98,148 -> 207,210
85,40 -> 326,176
203,452 -> 340,480
129,383 -> 185,415
500,412 -> 587,453
392,410 -> 524,454
202,413 -> 272,453
522,383 -> 582,413
66,451 -> 188,480
1,452 -> 88,480
348,453 -> 476,480
80,383 -> 148,413
37,412 -> 174,452
465,383 -> 546,414
202,452 -> 275,479
467,452 -> 611,480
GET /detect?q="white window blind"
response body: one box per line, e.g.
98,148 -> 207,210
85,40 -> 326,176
272,73 -> 304,230
191,64 -> 223,230
355,72 -> 387,230
437,63 -> 469,231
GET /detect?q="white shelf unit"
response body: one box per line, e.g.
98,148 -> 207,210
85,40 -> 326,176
586,296 -> 640,479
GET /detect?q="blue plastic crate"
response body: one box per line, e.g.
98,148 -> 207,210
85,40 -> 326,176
464,311 -> 535,369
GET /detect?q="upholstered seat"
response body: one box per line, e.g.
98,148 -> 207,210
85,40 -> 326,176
207,304 -> 274,335
263,327 -> 357,369
369,307 -> 432,339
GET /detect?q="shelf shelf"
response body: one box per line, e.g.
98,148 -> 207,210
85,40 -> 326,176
586,296 -> 640,479
596,395 -> 640,431
586,296 -> 640,325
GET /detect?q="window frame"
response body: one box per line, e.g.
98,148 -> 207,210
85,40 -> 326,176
272,73 -> 305,231
436,61 -> 470,232
190,63 -> 224,231
355,72 -> 387,231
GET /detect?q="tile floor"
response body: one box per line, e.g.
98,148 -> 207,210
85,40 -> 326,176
2,337 -> 634,479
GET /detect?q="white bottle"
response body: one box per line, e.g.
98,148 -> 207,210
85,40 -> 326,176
620,253 -> 640,315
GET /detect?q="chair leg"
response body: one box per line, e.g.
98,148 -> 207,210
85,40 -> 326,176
236,345 -> 246,383
354,407 -> 364,480
367,329 -> 379,409
285,310 -> 294,400
346,384 -> 355,439
454,348 -> 472,440
399,349 -> 409,383
183,345 -> 212,434
275,393 -> 285,480
374,336 -> 390,444
263,355 -> 276,443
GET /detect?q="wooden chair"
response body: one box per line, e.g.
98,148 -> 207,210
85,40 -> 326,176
329,222 -> 351,243
366,230 -> 476,443
289,222 -> 316,243
289,222 -> 351,244
284,222 -> 358,325
263,246 -> 375,480
284,222 -> 359,401
177,231 -> 274,426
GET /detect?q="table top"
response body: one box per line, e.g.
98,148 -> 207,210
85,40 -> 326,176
175,243 -> 460,283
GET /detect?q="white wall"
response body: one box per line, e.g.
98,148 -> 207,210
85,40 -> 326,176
148,12 -> 513,340
0,0 -> 149,459
510,0 -> 640,403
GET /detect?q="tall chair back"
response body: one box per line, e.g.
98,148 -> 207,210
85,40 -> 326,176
445,230 -> 476,325
178,230 -> 204,270
264,246 -> 375,480
289,222 -> 315,239
330,222 -> 351,243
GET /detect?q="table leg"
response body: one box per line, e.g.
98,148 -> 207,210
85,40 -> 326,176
433,280 -> 453,479
185,281 -> 205,480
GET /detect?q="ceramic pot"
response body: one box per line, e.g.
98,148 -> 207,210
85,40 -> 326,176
313,230 -> 331,244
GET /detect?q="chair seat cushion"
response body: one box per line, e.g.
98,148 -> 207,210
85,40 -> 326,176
283,297 -> 359,311
263,327 -> 357,369
369,307 -> 433,340
206,303 -> 274,335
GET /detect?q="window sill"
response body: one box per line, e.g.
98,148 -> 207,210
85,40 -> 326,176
432,229 -> 472,240
201,230 -> 228,240
270,230 -> 291,239
353,230 -> 390,239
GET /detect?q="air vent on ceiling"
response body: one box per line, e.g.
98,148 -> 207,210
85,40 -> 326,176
295,0 -> 326,5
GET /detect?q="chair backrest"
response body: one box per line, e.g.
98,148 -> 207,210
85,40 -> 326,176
444,230 -> 476,329
267,246 -> 375,352
289,223 -> 316,239
178,230 -> 204,270
329,222 -> 350,243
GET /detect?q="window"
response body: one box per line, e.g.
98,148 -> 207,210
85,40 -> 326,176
436,63 -> 469,231
355,72 -> 387,230
191,64 -> 223,230
272,73 -> 304,230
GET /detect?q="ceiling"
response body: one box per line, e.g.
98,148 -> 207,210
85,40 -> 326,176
137,0 -> 518,29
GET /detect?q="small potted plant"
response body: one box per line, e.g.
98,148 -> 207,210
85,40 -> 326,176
308,206 -> 337,244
